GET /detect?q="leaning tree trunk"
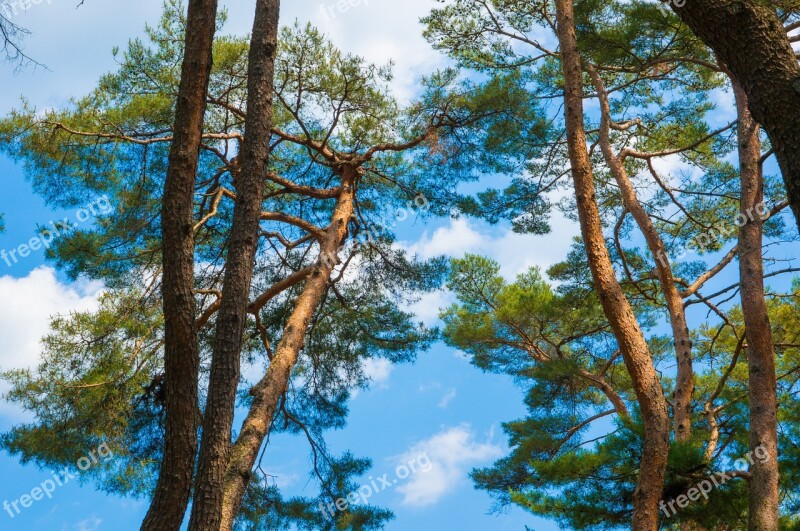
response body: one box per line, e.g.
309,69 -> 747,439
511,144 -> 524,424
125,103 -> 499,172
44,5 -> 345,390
218,165 -> 358,531
670,0 -> 800,233
554,1 -> 670,529
141,1 -> 218,529
188,0 -> 281,529
591,61 -> 703,531
588,67 -> 694,445
733,79 -> 780,531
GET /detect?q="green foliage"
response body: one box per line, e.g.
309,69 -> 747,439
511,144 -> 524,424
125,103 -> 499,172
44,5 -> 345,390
3,0 -> 800,528
1,287 -> 163,496
444,252 -> 800,527
237,454 -> 393,531
423,0 -> 730,239
443,255 -> 648,527
424,4 -> 799,523
0,1 -> 546,527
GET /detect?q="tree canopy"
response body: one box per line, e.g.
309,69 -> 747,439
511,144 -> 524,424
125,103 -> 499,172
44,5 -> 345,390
2,0 -> 800,529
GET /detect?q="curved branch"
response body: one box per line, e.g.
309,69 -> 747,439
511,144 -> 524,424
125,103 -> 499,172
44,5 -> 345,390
260,211 -> 326,239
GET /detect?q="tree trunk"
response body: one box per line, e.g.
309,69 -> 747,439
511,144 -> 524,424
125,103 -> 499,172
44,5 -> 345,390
670,0 -> 800,233
141,1 -> 218,529
554,1 -> 670,528
218,165 -> 357,531
188,1 -> 281,529
733,79 -> 780,531
588,67 -> 694,444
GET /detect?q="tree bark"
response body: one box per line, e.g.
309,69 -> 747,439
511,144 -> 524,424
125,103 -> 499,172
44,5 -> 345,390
141,1 -> 218,529
588,67 -> 694,444
554,1 -> 670,528
218,165 -> 357,531
670,0 -> 800,233
188,1 -> 281,529
733,79 -> 780,531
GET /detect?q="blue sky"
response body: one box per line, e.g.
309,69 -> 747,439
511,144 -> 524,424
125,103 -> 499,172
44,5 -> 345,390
0,1 -> 565,529
3,2 -> 796,531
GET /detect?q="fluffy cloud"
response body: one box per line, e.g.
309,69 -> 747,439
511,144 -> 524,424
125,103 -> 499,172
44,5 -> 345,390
362,357 -> 394,387
0,267 -> 100,371
305,0 -> 446,103
403,218 -> 484,260
2,0 -> 444,119
398,216 -> 579,326
214,1 -> 446,105
407,289 -> 454,327
402,216 -> 579,279
394,425 -> 502,507
0,267 -> 100,421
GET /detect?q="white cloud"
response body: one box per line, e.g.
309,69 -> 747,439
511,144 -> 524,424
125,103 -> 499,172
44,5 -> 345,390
403,218 -> 483,260
650,153 -> 692,180
407,289 -> 454,326
72,515 -> 102,531
305,0 -> 446,103
394,425 -> 502,507
0,267 -> 100,421
265,468 -> 300,490
2,0 -> 445,119
362,357 -> 393,387
402,216 -> 579,279
453,350 -> 470,361
0,267 -> 100,371
399,216 -> 579,325
437,387 -> 457,409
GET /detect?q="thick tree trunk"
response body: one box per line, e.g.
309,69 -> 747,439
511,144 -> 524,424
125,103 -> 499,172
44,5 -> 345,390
188,1 -> 280,529
554,1 -> 670,529
670,0 -> 800,233
733,80 -> 780,531
217,165 -> 357,530
141,1 -> 218,529
588,67 -> 694,444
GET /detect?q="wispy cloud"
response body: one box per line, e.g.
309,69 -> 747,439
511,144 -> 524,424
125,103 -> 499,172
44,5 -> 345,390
400,216 -> 579,280
73,515 -> 102,531
437,388 -> 457,409
393,425 -> 502,507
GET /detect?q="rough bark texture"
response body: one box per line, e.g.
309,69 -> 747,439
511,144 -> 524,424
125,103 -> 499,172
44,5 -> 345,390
141,1 -> 218,529
670,0 -> 800,232
188,1 -> 280,529
218,165 -> 357,531
588,67 -> 694,444
554,1 -> 670,528
734,80 -> 780,531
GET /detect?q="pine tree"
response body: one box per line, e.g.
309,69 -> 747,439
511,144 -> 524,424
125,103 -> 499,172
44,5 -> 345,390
0,2 -> 545,527
425,0 -> 799,527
